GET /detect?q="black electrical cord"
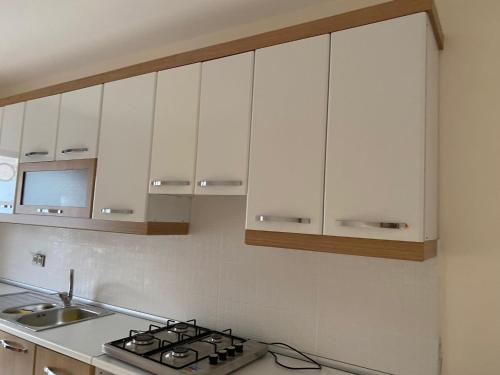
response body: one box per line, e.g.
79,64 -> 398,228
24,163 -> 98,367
261,342 -> 322,370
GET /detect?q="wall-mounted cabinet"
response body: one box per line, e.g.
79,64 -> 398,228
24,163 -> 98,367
246,35 -> 330,235
56,85 -> 102,160
324,13 -> 438,243
0,102 -> 24,214
20,95 -> 60,163
149,63 -> 201,195
245,13 -> 438,261
194,52 -> 254,195
94,73 -> 191,228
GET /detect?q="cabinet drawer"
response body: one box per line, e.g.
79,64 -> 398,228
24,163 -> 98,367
0,329 -> 36,375
34,346 -> 94,375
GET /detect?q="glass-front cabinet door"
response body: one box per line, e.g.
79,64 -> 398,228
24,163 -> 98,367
0,103 -> 24,214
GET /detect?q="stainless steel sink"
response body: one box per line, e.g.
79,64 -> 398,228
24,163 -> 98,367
0,292 -> 113,331
16,307 -> 100,329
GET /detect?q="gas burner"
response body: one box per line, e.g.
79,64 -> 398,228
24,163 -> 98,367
132,333 -> 155,346
171,346 -> 190,358
206,334 -> 223,343
171,323 -> 189,333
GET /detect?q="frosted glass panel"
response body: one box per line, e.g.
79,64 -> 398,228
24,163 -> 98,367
22,170 -> 88,207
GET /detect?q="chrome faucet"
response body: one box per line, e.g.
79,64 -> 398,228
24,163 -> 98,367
58,269 -> 74,307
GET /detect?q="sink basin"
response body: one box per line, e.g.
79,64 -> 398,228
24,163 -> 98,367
16,307 -> 102,330
3,303 -> 57,315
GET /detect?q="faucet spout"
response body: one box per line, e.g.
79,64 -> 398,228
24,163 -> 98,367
58,269 -> 74,307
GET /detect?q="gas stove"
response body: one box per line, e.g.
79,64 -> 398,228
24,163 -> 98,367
102,319 -> 268,374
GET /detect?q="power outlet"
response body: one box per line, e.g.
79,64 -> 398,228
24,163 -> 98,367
32,253 -> 46,267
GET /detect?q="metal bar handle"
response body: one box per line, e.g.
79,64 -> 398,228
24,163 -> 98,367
37,208 -> 63,214
101,208 -> 134,215
336,219 -> 409,230
24,151 -> 49,157
151,180 -> 190,187
197,180 -> 243,187
61,147 -> 89,154
256,215 -> 311,224
44,367 -> 57,375
0,339 -> 28,353
0,204 -> 13,209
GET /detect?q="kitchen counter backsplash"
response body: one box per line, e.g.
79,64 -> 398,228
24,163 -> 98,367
0,196 -> 439,375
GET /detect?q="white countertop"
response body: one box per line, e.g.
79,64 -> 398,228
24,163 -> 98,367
0,283 -> 349,375
93,352 -> 349,375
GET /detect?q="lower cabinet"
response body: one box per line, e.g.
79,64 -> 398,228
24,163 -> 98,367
0,330 -> 94,375
0,330 -> 36,374
35,346 -> 94,375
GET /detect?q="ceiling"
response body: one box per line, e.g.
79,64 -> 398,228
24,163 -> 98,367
0,0 -> 374,96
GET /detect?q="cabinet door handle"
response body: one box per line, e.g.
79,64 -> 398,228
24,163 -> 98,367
336,220 -> 409,229
24,151 -> 49,157
44,367 -> 58,375
0,339 -> 28,353
255,215 -> 311,224
197,180 -> 243,187
101,208 -> 134,215
37,208 -> 63,214
151,180 -> 190,187
0,204 -> 13,209
61,147 -> 89,154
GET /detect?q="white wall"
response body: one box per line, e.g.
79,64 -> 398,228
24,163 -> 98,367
0,197 -> 438,375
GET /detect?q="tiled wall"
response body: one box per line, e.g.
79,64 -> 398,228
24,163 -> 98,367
0,196 -> 439,375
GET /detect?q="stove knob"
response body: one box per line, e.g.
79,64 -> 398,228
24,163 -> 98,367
235,342 -> 244,353
209,353 -> 219,365
227,346 -> 236,357
218,349 -> 227,361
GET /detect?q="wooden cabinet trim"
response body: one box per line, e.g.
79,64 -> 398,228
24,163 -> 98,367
245,230 -> 437,261
15,158 -> 97,218
34,345 -> 94,375
0,0 -> 443,107
0,213 -> 189,235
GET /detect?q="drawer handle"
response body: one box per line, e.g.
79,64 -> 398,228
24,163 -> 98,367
44,367 -> 57,375
197,180 -> 243,187
0,204 -> 13,209
0,339 -> 28,353
336,220 -> 409,229
61,147 -> 89,154
24,151 -> 49,157
255,215 -> 311,224
101,208 -> 134,215
37,208 -> 63,214
151,180 -> 190,187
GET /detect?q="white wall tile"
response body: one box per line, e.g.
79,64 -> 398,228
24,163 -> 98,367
0,196 -> 439,374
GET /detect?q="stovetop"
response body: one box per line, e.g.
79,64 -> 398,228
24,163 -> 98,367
102,319 -> 268,375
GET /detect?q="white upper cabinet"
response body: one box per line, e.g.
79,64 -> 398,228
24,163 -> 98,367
246,35 -> 330,234
324,13 -> 438,242
20,95 -> 60,163
0,103 -> 24,214
149,63 -> 201,195
93,73 -> 156,222
56,85 -> 102,160
194,52 -> 254,195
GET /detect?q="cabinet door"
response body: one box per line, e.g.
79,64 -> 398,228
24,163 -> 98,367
0,103 -> 24,213
93,73 -> 156,222
324,14 -> 427,241
56,85 -> 102,160
194,52 -> 254,195
34,346 -> 94,375
20,95 -> 60,163
246,35 -> 330,234
149,63 -> 200,195
0,330 -> 36,375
